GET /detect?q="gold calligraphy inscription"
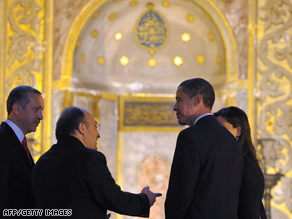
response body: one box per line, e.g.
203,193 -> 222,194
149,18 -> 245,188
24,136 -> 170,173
135,3 -> 169,55
124,102 -> 178,126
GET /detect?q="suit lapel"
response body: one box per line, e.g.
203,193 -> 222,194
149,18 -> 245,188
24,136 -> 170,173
1,122 -> 34,171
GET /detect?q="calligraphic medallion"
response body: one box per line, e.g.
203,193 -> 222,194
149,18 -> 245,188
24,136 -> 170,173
135,3 -> 169,55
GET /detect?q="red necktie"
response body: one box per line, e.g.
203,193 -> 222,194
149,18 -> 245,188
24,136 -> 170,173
22,136 -> 31,163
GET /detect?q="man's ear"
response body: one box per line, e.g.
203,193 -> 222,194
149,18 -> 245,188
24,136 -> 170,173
78,122 -> 86,135
193,94 -> 202,106
12,103 -> 22,116
236,125 -> 242,138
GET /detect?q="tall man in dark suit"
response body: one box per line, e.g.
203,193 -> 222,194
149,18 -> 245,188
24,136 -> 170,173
165,78 -> 244,219
0,85 -> 44,211
32,106 -> 161,219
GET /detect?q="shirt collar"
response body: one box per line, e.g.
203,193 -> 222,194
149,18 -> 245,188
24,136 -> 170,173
4,119 -> 25,143
193,113 -> 213,125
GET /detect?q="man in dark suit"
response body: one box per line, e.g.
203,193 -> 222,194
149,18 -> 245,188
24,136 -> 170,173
165,78 -> 244,219
31,106 -> 161,219
0,85 -> 44,212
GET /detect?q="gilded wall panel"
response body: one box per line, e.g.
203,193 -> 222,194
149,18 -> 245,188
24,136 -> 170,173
257,0 -> 292,218
4,0 -> 42,98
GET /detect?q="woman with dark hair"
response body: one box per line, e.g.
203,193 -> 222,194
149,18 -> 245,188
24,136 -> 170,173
214,106 -> 266,219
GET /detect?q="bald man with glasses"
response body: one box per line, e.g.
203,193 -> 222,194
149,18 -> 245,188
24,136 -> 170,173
32,107 -> 161,219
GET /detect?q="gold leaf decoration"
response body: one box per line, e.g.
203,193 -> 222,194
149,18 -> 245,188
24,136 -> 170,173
197,55 -> 204,64
97,57 -> 105,65
187,14 -> 195,22
109,13 -> 117,20
115,32 -> 123,41
120,56 -> 129,66
76,40 -> 81,48
162,1 -> 170,7
148,59 -> 156,67
174,56 -> 183,66
209,33 -> 214,41
93,12 -> 99,18
130,0 -> 137,6
181,33 -> 191,42
81,55 -> 86,63
92,30 -> 98,38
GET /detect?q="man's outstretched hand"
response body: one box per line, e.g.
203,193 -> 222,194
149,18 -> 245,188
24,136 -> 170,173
142,186 -> 162,206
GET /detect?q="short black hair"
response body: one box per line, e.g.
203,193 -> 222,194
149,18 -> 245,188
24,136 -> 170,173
6,85 -> 42,116
55,107 -> 88,140
179,78 -> 215,110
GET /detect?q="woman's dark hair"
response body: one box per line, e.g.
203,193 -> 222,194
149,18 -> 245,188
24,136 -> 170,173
55,107 -> 88,140
214,106 -> 258,161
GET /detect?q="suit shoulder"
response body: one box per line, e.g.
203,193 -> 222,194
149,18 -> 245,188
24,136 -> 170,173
0,124 -> 10,139
177,127 -> 194,143
178,125 -> 195,136
84,148 -> 106,160
0,125 -> 17,150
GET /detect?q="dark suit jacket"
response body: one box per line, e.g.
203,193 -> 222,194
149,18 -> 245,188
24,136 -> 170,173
165,115 -> 244,219
0,122 -> 35,212
238,156 -> 265,219
31,135 -> 150,219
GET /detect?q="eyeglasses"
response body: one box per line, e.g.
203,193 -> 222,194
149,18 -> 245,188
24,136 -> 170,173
87,122 -> 100,131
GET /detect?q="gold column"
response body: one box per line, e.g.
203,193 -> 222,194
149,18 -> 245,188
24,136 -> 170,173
256,0 -> 292,218
0,0 -> 53,159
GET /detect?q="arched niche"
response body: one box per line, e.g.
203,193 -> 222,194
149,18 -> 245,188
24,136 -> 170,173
57,0 -> 238,94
